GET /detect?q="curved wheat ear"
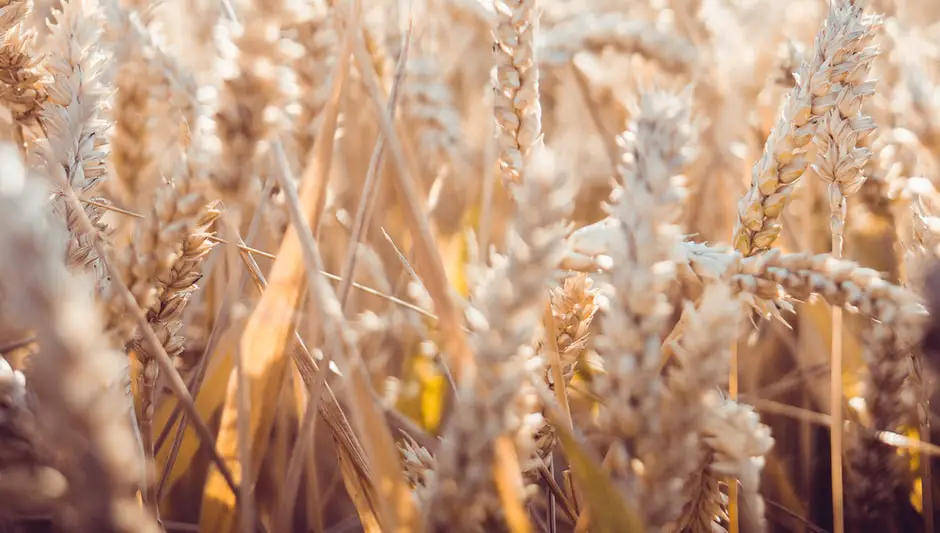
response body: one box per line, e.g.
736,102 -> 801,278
492,0 -> 541,186
731,0 -> 882,256
538,14 -> 697,73
675,242 -> 920,321
425,150 -> 572,531
676,241 -> 923,526
678,239 -> 922,528
402,51 -> 463,171
0,143 -> 159,533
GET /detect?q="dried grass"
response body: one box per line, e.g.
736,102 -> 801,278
3,0 -> 940,532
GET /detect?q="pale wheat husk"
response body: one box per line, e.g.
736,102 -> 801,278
425,151 -> 573,531
589,88 -> 697,526
660,283 -> 744,531
0,143 -> 158,533
0,353 -> 58,518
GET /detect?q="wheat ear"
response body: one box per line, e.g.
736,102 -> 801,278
808,4 -> 882,529
287,0 -> 336,161
425,150 -> 572,531
731,0 -> 881,256
0,0 -> 45,134
0,143 -> 158,533
492,0 -> 541,186
210,0 -> 295,202
662,283 -> 746,531
33,0 -> 113,286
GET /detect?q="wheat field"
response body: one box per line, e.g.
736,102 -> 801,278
0,0 -> 938,531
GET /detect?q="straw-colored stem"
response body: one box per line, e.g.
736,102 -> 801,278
831,254 -> 845,533
729,340 -> 739,533
222,210 -> 255,533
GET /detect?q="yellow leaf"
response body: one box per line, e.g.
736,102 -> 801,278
199,36 -> 352,533
395,350 -> 424,425
344,353 -> 423,532
338,443 -> 383,533
553,420 -> 645,533
418,362 -> 445,431
435,227 -> 470,298
493,436 -> 534,533
396,347 -> 445,433
154,327 -> 236,508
